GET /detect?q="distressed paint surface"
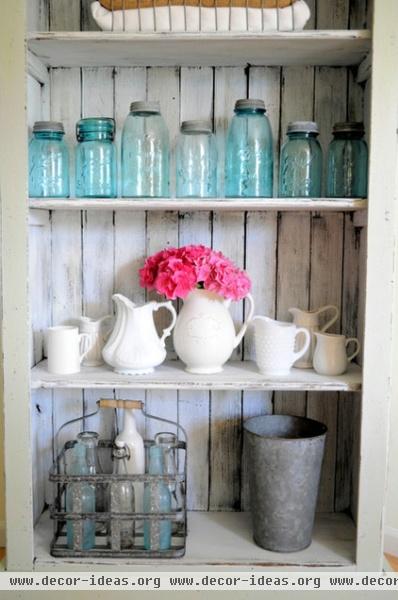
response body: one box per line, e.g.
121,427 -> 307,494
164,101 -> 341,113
24,2 -> 373,542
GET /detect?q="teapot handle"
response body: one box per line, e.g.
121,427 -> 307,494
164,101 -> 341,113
154,301 -> 178,345
319,305 -> 340,332
233,293 -> 255,349
293,327 -> 311,361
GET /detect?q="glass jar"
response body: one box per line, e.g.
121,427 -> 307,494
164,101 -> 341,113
176,120 -> 217,198
279,121 -> 323,197
122,101 -> 169,198
29,121 -> 69,198
143,444 -> 172,551
75,118 -> 117,198
225,99 -> 273,198
326,122 -> 368,198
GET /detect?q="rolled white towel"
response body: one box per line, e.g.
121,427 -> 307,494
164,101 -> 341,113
91,0 -> 311,32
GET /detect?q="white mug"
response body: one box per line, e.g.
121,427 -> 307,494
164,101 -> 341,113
47,326 -> 91,375
313,331 -> 360,376
252,316 -> 311,376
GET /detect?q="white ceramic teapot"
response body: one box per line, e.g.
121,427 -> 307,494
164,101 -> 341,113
288,305 -> 339,369
102,294 -> 177,375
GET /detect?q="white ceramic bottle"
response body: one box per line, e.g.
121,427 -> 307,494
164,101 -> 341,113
114,409 -> 145,516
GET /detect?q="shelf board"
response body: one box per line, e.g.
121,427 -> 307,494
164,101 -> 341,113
27,30 -> 371,68
31,360 -> 362,392
34,510 -> 356,569
29,198 -> 368,212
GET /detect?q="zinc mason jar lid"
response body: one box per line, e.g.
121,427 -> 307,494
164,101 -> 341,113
332,121 -> 365,135
33,121 -> 65,134
287,121 -> 319,135
180,120 -> 213,134
234,99 -> 266,112
76,117 -> 115,141
130,100 -> 161,114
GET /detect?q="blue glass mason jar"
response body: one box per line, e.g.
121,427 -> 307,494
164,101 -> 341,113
326,122 -> 368,198
122,101 -> 170,198
29,121 -> 69,198
75,118 -> 117,198
225,99 -> 273,198
279,121 -> 322,197
176,120 -> 217,198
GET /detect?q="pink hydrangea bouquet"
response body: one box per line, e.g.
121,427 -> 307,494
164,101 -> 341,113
139,244 -> 251,301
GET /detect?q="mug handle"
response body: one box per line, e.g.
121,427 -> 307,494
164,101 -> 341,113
79,333 -> 92,363
319,305 -> 340,332
233,293 -> 255,349
293,327 -> 311,361
346,338 -> 360,362
155,301 -> 178,344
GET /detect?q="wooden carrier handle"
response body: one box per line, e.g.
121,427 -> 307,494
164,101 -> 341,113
99,398 -> 144,410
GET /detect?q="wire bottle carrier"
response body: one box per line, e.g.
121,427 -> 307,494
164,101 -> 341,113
49,399 -> 187,558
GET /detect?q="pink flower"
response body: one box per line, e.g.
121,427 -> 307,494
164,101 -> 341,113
139,244 -> 251,301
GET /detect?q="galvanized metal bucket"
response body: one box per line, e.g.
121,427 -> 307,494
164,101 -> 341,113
244,415 -> 327,553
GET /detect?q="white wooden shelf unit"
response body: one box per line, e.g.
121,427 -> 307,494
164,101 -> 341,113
34,510 -> 356,570
31,360 -> 362,392
27,30 -> 371,68
1,0 -> 397,576
29,197 -> 367,212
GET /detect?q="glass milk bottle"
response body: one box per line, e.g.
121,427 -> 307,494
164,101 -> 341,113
122,101 -> 170,198
143,445 -> 172,551
279,121 -> 322,197
326,122 -> 368,198
65,442 -> 96,550
29,121 -> 69,198
75,117 -> 117,198
176,120 -> 217,198
225,99 -> 273,198
110,442 -> 135,549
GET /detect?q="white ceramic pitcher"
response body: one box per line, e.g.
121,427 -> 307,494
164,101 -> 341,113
102,294 -> 177,375
313,331 -> 360,376
173,289 -> 255,374
288,305 -> 340,369
252,316 -> 311,376
78,315 -> 113,367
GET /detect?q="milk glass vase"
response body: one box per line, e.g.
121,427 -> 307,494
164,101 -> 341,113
122,101 -> 170,198
176,120 -> 217,198
66,441 -> 96,550
143,445 -> 172,551
29,121 -> 69,198
326,122 -> 368,198
279,121 -> 322,197
225,99 -> 273,198
75,118 -> 117,198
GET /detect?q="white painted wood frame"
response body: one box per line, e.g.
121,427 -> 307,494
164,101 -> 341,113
1,0 -> 397,573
